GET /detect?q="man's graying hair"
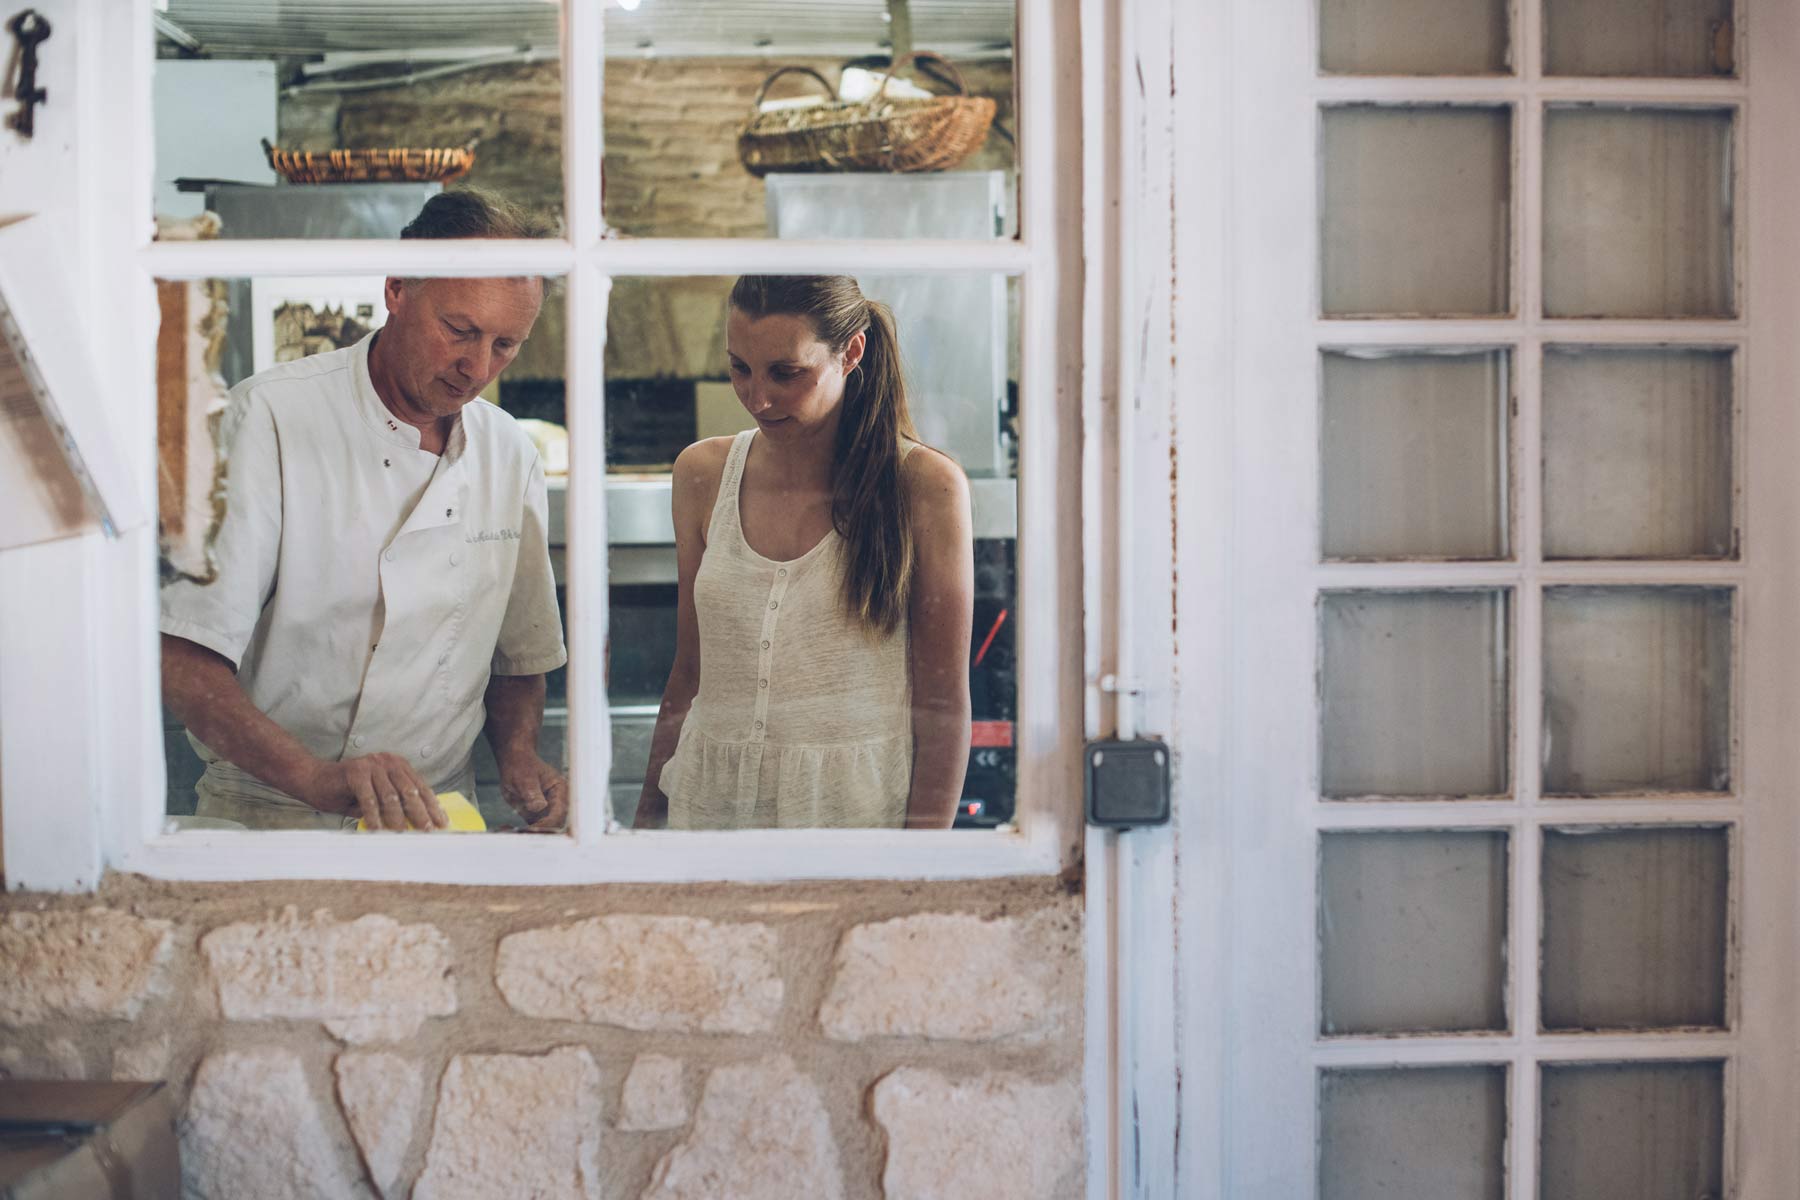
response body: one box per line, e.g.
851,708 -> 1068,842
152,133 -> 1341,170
400,189 -> 555,241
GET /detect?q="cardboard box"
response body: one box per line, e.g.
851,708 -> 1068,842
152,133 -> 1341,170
0,1081 -> 179,1200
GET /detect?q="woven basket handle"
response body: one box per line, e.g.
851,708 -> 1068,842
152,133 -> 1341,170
749,66 -> 838,114
871,50 -> 971,102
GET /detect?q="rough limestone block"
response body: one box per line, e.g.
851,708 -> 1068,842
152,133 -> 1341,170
0,907 -> 173,1024
335,1052 -> 424,1198
183,1049 -> 367,1199
872,1068 -> 1083,1200
617,1054 -> 688,1132
201,908 -> 455,1041
819,911 -> 1075,1042
495,916 -> 783,1034
414,1047 -> 602,1200
642,1056 -> 843,1200
0,1038 -> 86,1080
112,1036 -> 172,1081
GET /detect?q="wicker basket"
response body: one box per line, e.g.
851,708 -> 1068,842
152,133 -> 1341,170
737,52 -> 996,177
261,138 -> 478,185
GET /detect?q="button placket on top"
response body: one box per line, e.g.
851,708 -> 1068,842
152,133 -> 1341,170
751,565 -> 792,740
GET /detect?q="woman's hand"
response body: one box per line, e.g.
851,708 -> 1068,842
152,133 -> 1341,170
634,784 -> 669,830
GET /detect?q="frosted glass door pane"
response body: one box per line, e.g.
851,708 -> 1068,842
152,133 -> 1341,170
1321,350 -> 1509,560
1540,1062 -> 1724,1200
1540,827 -> 1728,1031
1320,1067 -> 1507,1200
1542,587 -> 1732,794
1543,348 -> 1734,559
1320,831 -> 1508,1034
1322,107 -> 1512,317
1545,0 -> 1736,77
1321,590 -> 1510,797
1543,108 -> 1734,318
1320,0 -> 1510,74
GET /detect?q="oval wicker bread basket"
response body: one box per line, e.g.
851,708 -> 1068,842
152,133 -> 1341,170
261,138 -> 478,185
738,52 -> 996,176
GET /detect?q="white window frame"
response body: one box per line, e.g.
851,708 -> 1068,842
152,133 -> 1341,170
0,0 -> 1109,890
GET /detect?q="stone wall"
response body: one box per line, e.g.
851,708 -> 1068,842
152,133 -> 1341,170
0,872 -> 1082,1199
279,56 -> 1015,382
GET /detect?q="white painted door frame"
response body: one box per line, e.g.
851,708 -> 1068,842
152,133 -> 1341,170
1090,0 -> 1800,1195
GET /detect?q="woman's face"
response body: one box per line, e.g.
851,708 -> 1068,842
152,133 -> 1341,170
726,309 -> 865,441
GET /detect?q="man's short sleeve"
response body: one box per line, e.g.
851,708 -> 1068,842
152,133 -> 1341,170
159,388 -> 281,669
492,456 -> 568,676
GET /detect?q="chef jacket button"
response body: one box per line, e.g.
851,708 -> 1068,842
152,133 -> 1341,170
769,600 -> 778,610
761,640 -> 770,650
778,568 -> 787,578
352,735 -> 365,748
755,721 -> 764,731
383,550 -> 395,562
421,744 -> 435,757
759,678 -> 768,688
450,552 -> 463,566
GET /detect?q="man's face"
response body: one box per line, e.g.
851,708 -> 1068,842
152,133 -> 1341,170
379,276 -> 544,420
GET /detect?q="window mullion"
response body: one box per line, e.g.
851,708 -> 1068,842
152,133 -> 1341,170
565,0 -> 603,249
567,256 -> 611,844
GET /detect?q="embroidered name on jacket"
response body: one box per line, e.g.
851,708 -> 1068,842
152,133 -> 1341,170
466,528 -> 523,544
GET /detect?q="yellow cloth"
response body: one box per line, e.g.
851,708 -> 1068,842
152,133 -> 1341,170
355,790 -> 486,832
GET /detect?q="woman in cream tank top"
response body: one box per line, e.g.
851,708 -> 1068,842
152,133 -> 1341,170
634,276 -> 975,830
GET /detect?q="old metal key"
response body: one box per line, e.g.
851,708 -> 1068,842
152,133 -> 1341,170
7,9 -> 50,139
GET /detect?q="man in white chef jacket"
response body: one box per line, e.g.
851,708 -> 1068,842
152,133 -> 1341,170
160,191 -> 567,832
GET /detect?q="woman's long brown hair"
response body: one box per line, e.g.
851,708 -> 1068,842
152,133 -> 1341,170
729,275 -> 919,636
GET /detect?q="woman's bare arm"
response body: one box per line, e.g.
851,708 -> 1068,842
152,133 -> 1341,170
902,449 -> 975,829
634,439 -> 728,828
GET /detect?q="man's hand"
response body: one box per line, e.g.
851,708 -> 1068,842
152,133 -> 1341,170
298,753 -> 448,832
496,750 -> 568,832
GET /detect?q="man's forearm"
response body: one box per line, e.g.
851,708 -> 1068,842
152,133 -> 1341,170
483,673 -> 547,761
160,634 -> 325,801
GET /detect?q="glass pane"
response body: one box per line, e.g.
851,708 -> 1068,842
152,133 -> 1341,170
1541,826 -> 1728,1030
1543,108 -> 1735,319
1320,590 -> 1511,797
1543,347 -> 1734,560
1319,0 -> 1510,75
601,10 -> 1016,239
154,4 -> 563,239
1542,587 -> 1732,795
1320,831 -> 1509,1035
156,273 -> 571,832
1545,0 -> 1736,77
611,274 -> 1018,831
1319,1067 -> 1507,1200
1321,106 -> 1512,317
1321,349 -> 1509,560
1540,1062 -> 1724,1200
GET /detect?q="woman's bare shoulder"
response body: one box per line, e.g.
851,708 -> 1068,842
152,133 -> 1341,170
670,437 -> 737,535
673,435 -> 736,483
900,442 -> 969,492
899,443 -> 972,525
